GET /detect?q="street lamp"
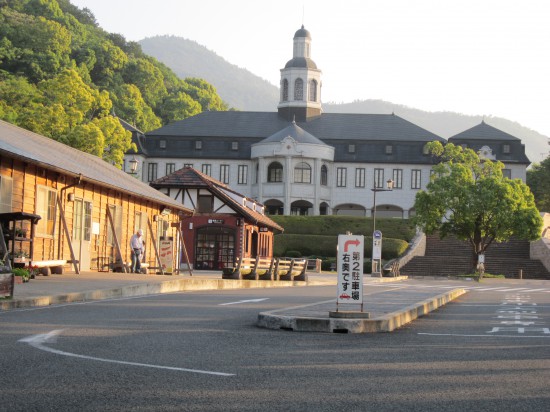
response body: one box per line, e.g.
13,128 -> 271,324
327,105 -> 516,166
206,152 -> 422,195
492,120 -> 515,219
370,178 -> 394,276
128,156 -> 138,175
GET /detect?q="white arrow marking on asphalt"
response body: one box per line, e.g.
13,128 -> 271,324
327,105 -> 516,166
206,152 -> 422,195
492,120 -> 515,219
19,330 -> 235,376
219,298 -> 269,306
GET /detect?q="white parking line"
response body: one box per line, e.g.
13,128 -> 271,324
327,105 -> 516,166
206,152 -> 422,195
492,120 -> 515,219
19,330 -> 235,376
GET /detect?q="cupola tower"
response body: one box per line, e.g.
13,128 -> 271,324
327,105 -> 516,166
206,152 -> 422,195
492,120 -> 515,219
277,26 -> 322,122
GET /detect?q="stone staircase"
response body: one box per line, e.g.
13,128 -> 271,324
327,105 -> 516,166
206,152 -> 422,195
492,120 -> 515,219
400,234 -> 550,279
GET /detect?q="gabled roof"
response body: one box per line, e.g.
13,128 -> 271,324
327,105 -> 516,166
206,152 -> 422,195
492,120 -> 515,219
0,120 -> 191,214
151,167 -> 283,232
449,121 -> 521,141
258,121 -> 327,145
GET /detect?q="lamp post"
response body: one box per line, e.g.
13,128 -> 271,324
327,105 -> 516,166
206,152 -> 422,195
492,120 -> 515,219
370,178 -> 394,276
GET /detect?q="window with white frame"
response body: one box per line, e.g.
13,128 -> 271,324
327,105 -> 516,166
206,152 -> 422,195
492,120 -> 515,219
238,165 -> 248,184
282,79 -> 289,101
166,163 -> 175,176
374,169 -> 384,188
348,144 -> 356,153
503,144 -> 511,154
147,163 -> 158,182
220,164 -> 230,184
392,169 -> 403,189
202,164 -> 212,176
336,168 -> 347,187
385,145 -> 393,155
294,78 -> 304,100
0,175 -> 13,213
320,165 -> 328,186
309,79 -> 317,102
355,168 -> 365,188
36,185 -> 57,237
159,140 -> 166,149
268,162 -> 283,182
232,142 -> 239,151
411,169 -> 422,189
294,162 -> 311,183
195,141 -> 202,150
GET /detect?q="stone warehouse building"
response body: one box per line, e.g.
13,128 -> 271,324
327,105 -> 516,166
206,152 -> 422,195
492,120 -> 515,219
124,26 -> 530,218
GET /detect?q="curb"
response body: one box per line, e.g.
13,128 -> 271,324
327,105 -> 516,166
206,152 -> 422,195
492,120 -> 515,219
257,288 -> 467,333
1,278 -> 319,311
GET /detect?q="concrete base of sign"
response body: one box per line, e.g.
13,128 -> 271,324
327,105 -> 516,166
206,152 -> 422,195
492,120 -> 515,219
329,311 -> 370,319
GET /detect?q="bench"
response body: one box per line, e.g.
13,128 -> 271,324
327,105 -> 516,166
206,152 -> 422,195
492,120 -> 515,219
32,260 -> 67,276
222,257 -> 275,280
275,258 -> 308,282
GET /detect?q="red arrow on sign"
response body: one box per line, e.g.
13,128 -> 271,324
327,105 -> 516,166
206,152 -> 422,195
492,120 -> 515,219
344,239 -> 360,252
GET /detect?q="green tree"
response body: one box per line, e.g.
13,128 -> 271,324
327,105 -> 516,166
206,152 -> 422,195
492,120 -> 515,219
413,141 -> 542,275
527,156 -> 550,213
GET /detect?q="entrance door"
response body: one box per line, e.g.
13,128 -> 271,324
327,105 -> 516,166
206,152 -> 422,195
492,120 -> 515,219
195,227 -> 235,270
73,199 -> 92,271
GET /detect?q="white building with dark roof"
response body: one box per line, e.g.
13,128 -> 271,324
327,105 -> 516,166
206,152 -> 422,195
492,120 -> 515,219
125,26 -> 531,218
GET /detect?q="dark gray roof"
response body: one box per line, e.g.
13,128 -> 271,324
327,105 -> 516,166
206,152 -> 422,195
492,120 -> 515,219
258,121 -> 327,145
285,57 -> 318,69
448,121 -> 530,164
0,120 -> 191,213
294,25 -> 311,39
449,121 -> 520,141
148,111 -> 444,142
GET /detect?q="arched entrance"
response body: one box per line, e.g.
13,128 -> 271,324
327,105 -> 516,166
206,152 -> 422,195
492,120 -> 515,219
333,203 -> 366,216
264,199 -> 284,215
371,204 -> 403,218
194,226 -> 236,270
291,200 -> 313,215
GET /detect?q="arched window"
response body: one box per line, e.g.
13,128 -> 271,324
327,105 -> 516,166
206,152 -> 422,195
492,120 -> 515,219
294,78 -> 303,101
294,162 -> 311,183
320,165 -> 328,186
282,79 -> 289,102
267,162 -> 283,182
309,79 -> 317,102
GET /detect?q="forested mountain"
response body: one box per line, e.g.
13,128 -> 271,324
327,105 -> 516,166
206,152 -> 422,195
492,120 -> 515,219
140,36 -> 279,112
141,35 -> 549,165
0,0 -> 228,167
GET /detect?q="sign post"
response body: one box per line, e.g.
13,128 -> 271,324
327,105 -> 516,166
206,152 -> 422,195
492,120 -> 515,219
371,230 -> 383,277
335,234 -> 365,313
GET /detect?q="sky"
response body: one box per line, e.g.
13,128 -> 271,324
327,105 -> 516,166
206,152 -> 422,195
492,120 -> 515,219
71,0 -> 550,138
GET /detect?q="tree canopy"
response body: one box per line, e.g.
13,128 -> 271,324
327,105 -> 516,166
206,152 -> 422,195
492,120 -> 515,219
527,156 -> 550,213
413,141 -> 542,271
0,0 -> 230,168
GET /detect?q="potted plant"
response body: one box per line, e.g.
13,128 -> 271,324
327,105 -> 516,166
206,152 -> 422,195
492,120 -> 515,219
15,227 -> 27,238
13,250 -> 29,263
12,267 -> 30,283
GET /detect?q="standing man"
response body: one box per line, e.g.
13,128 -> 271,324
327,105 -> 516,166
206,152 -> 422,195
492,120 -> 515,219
130,229 -> 144,273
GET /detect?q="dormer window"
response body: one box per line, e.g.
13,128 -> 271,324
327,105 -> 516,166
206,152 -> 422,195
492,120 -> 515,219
348,144 -> 356,154
385,145 -> 393,155
232,141 -> 239,151
503,144 -> 510,154
195,141 -> 202,150
159,140 -> 166,149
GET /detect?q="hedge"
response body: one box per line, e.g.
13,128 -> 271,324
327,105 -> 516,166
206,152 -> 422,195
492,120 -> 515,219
273,233 -> 408,260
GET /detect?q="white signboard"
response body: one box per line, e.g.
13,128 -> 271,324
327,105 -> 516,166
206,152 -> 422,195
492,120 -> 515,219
159,239 -> 174,273
337,234 -> 364,305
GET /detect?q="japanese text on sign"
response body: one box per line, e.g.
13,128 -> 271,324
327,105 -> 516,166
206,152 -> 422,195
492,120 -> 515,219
337,235 -> 364,305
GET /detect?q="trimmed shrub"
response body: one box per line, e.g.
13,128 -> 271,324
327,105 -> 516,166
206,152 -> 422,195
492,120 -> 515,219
285,250 -> 302,258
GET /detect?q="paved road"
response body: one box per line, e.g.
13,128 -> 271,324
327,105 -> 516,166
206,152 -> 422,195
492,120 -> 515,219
1,279 -> 549,411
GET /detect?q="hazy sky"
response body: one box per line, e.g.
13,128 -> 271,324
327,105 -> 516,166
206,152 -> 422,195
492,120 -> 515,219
71,0 -> 550,137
